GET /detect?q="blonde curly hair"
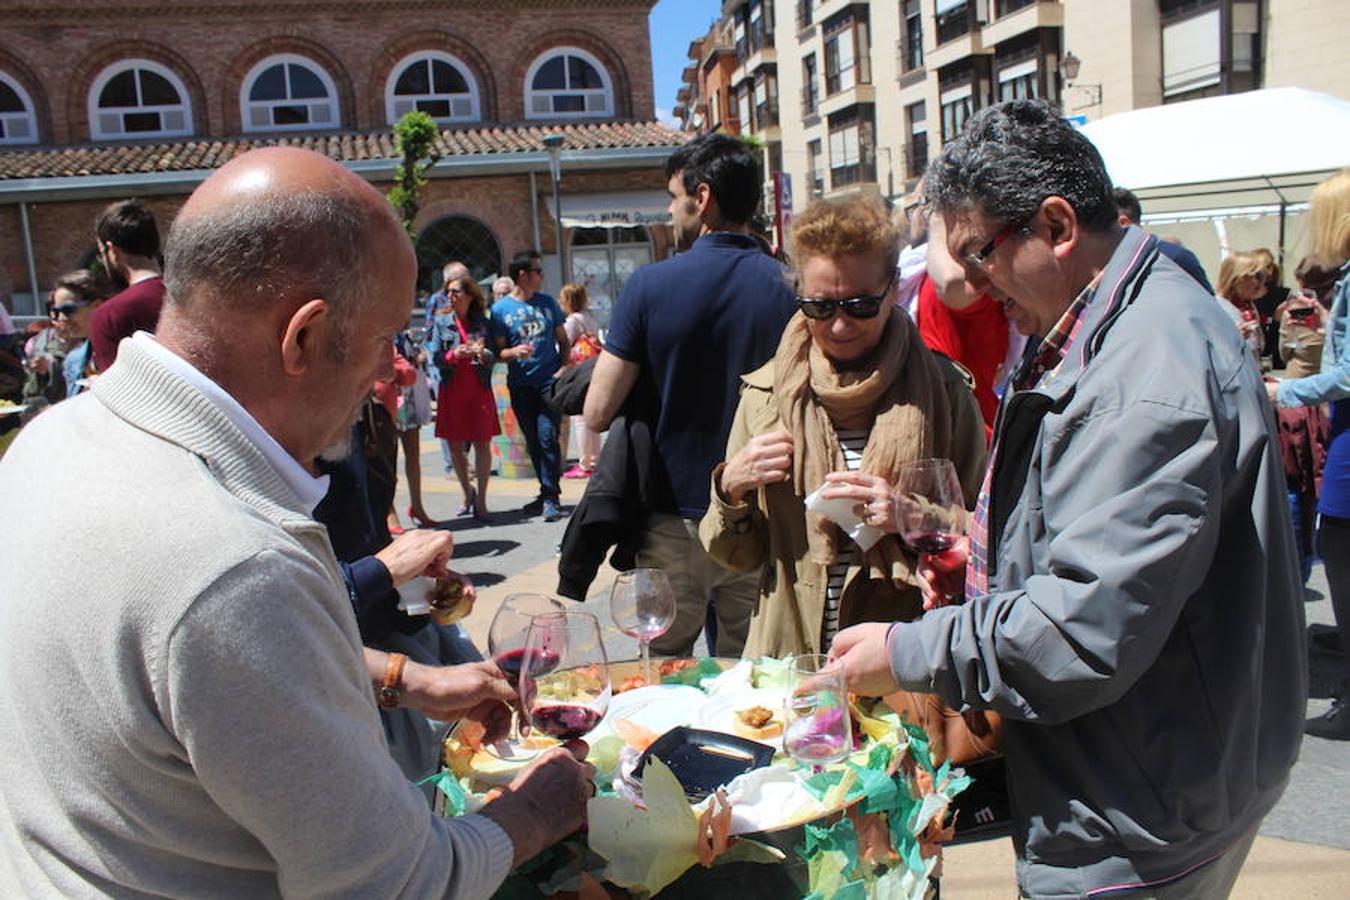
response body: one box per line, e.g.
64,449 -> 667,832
788,194 -> 901,276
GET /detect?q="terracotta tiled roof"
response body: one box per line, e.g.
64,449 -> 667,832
0,120 -> 687,181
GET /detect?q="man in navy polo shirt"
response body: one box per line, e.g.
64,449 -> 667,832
491,250 -> 570,522
584,133 -> 795,656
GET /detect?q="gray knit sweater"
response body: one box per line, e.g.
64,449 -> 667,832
0,340 -> 514,898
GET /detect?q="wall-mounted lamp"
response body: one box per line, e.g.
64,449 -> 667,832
1059,51 -> 1103,109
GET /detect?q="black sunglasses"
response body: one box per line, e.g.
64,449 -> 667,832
796,270 -> 895,320
49,302 -> 87,319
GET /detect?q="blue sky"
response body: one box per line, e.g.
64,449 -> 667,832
649,0 -> 723,126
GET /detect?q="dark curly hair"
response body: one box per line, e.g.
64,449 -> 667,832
924,99 -> 1117,234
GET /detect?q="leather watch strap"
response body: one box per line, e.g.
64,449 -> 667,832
377,652 -> 407,709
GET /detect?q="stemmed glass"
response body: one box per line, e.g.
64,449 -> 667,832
783,655 -> 852,768
486,593 -> 566,760
609,568 -> 677,685
893,458 -> 966,553
894,458 -> 968,603
520,611 -> 612,746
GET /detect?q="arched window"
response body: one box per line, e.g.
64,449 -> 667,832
0,72 -> 38,144
88,60 -> 192,140
524,47 -> 613,119
415,215 -> 502,294
241,54 -> 339,132
386,52 -> 480,124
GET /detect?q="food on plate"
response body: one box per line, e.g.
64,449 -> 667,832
614,719 -> 661,752
427,576 -> 473,625
659,659 -> 700,677
617,674 -> 652,693
732,705 -> 783,741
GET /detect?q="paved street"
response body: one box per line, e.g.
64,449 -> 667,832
396,427 -> 1350,896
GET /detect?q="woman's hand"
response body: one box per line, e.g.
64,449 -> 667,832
720,431 -> 794,505
821,471 -> 899,533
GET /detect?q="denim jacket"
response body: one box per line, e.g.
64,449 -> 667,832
423,311 -> 494,391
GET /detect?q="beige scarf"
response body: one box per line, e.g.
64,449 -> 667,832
772,310 -> 954,585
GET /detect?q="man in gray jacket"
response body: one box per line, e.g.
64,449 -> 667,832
0,147 -> 593,897
832,100 -> 1305,898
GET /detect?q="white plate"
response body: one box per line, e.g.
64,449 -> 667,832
590,684 -> 706,741
0,405 -> 28,416
693,688 -> 789,749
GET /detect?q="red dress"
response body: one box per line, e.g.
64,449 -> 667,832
434,315 -> 501,443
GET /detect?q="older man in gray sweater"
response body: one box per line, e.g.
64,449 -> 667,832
0,147 -> 593,898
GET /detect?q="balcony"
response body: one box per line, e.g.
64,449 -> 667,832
814,0 -> 854,22
982,0 -> 1063,47
820,82 -> 875,118
926,30 -> 988,71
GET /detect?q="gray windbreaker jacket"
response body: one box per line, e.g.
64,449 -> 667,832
887,226 -> 1306,898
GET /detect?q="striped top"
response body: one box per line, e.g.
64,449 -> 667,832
822,427 -> 869,650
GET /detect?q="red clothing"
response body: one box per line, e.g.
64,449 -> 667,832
915,275 -> 1009,436
90,276 -> 165,372
372,346 -> 416,419
434,318 -> 500,443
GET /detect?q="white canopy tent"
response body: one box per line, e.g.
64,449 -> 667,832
1079,88 -> 1350,281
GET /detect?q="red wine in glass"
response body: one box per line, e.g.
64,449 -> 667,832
529,703 -> 606,741
905,531 -> 959,554
493,648 -> 561,689
485,594 -> 566,759
521,611 -> 611,752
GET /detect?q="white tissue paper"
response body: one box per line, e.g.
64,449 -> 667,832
804,485 -> 885,552
692,765 -> 823,834
396,576 -> 433,616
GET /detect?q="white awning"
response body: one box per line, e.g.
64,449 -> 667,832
559,190 -> 671,228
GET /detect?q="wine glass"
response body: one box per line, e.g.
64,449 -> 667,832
609,568 -> 677,686
783,655 -> 852,769
893,458 -> 966,554
486,593 -> 566,760
520,611 -> 611,747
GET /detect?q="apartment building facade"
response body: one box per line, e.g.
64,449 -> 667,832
677,0 -> 1350,238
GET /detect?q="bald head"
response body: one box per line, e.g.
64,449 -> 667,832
163,147 -> 410,354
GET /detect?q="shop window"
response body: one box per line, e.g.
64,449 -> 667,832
89,60 -> 192,139
387,52 -> 480,124
415,215 -> 503,294
242,55 -> 339,132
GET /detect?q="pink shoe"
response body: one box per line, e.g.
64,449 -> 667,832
562,464 -> 591,479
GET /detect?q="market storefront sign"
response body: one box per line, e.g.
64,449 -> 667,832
560,190 -> 671,228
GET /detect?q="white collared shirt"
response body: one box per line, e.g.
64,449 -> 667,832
133,332 -> 330,513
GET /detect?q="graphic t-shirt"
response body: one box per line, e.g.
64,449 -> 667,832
489,292 -> 565,388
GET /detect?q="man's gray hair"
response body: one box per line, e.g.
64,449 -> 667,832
163,189 -> 379,357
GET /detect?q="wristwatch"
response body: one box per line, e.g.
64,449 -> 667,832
377,652 -> 408,709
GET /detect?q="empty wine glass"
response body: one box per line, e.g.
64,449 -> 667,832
520,611 -> 611,749
783,655 -> 852,769
610,568 -> 676,685
893,458 -> 966,554
485,593 -> 566,760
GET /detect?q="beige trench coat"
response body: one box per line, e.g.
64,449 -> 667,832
699,358 -> 988,658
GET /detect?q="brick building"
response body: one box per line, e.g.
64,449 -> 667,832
0,0 -> 684,327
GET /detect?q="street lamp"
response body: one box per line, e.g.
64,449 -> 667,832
1059,51 -> 1103,110
541,133 -> 567,283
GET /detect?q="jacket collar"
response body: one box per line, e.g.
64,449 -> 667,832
92,339 -> 326,525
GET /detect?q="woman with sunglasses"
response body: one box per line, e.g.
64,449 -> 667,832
23,270 -> 111,405
424,274 -> 499,520
700,194 -> 987,657
1217,250 -> 1268,362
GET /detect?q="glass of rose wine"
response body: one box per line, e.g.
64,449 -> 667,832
893,458 -> 966,554
486,593 -> 566,760
783,654 -> 852,769
609,568 -> 676,685
519,611 -> 611,747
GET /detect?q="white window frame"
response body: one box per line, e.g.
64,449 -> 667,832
88,59 -> 192,141
384,51 -> 481,125
241,53 -> 340,133
0,72 -> 38,145
524,47 -> 614,120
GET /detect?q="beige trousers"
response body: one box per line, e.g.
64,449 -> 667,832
637,512 -> 759,658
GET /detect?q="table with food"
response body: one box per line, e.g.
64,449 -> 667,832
433,650 -> 972,900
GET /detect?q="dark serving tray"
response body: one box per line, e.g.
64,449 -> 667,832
633,726 -> 776,801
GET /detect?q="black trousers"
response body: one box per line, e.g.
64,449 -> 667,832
1321,514 -> 1350,695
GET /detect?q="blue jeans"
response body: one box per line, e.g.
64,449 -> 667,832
509,381 -> 561,501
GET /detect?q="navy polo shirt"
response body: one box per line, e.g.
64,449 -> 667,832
605,231 -> 796,519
